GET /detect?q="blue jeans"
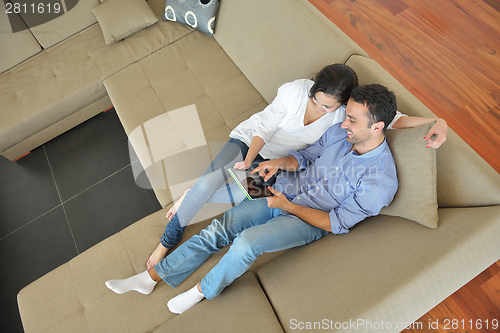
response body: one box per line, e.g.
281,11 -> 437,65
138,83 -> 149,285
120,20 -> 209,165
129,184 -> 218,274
160,138 -> 270,248
154,198 -> 329,299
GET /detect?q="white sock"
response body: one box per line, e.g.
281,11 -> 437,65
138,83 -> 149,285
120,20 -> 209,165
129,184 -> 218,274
105,271 -> 157,295
167,284 -> 205,314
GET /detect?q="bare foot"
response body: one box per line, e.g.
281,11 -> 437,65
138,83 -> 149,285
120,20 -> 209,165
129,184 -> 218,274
166,188 -> 191,220
147,243 -> 169,270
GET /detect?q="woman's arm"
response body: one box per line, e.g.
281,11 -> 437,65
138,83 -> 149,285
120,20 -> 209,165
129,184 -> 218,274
234,136 -> 266,169
392,116 -> 448,148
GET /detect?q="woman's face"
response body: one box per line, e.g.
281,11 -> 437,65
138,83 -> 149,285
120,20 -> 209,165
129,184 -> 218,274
312,92 -> 341,114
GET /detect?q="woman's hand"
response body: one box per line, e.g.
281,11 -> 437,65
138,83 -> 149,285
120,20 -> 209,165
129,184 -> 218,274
424,118 -> 448,148
234,161 -> 251,170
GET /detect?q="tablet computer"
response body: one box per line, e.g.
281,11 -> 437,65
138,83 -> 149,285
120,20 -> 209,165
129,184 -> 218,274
228,168 -> 273,200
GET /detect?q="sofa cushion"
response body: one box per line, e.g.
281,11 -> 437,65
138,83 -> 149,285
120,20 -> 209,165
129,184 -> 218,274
9,52 -> 74,134
154,273 -> 283,333
381,123 -> 438,228
1,31 -> 107,156
346,55 -> 500,208
17,264 -> 84,333
163,0 -> 220,36
92,0 -> 158,45
0,73 -> 34,154
0,10 -> 41,73
19,208 -> 285,333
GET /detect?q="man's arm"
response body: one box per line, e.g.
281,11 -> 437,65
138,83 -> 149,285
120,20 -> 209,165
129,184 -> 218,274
266,175 -> 397,234
266,187 -> 331,231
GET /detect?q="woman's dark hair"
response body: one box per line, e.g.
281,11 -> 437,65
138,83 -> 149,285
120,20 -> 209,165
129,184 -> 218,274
309,64 -> 358,105
350,84 -> 397,133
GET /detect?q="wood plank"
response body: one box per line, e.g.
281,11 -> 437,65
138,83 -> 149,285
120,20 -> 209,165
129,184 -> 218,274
474,44 -> 500,75
457,105 -> 500,148
483,0 -> 500,13
331,0 -> 471,113
308,0 -> 418,89
403,0 -> 500,54
398,8 -> 500,114
374,0 -> 409,15
453,0 -> 500,33
481,272 -> 500,312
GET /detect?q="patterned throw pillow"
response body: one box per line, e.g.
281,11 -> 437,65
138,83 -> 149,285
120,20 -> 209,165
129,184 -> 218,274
163,0 -> 220,36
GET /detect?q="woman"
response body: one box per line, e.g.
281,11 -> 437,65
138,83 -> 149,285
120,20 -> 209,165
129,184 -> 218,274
146,64 -> 447,270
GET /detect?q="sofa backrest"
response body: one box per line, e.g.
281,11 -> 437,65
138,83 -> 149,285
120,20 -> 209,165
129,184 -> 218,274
0,9 -> 41,73
214,0 -> 368,104
17,0 -> 100,49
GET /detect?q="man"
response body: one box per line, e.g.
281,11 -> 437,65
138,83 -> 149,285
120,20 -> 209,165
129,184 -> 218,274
105,84 -> 399,314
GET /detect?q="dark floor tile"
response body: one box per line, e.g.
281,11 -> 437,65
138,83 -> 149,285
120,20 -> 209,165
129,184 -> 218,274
63,163 -> 161,253
0,206 -> 78,333
44,109 -> 136,202
0,148 -> 61,239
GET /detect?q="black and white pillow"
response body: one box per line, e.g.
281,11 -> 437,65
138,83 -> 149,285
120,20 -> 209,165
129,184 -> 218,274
163,0 -> 220,36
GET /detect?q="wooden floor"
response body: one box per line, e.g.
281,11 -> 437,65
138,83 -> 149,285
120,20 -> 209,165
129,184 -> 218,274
308,0 -> 500,332
309,0 -> 500,173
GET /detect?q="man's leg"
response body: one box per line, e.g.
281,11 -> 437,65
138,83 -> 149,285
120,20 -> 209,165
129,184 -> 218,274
106,198 -> 273,295
199,214 -> 329,300
154,198 -> 274,288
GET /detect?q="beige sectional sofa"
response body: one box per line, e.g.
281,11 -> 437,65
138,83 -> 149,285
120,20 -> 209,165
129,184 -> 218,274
10,0 -> 500,332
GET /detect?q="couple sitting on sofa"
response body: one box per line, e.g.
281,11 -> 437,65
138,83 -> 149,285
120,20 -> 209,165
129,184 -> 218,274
105,64 -> 448,314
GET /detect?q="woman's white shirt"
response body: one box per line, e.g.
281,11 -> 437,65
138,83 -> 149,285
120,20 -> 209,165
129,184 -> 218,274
229,79 -> 404,160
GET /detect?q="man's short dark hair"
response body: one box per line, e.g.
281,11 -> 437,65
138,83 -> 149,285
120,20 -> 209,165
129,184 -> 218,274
350,84 -> 397,132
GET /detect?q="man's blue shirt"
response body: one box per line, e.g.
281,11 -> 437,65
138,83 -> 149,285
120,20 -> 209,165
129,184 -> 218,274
274,123 -> 398,234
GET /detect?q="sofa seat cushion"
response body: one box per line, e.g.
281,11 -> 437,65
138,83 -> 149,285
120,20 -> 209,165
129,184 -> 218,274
92,0 -> 158,45
256,206 -> 500,333
104,31 -> 266,208
18,208 -> 286,333
0,32 -> 107,156
153,273 -> 283,333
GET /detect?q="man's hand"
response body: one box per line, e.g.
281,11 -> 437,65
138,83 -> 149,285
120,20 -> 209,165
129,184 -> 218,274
265,186 -> 290,210
424,118 -> 448,148
251,156 -> 299,182
251,160 -> 281,182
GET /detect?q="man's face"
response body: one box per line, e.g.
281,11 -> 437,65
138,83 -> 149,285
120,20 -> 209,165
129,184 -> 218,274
341,99 -> 375,145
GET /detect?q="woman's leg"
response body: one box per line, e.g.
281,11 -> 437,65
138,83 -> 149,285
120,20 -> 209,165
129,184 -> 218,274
147,139 -> 252,269
199,215 -> 329,300
162,139 -> 252,245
